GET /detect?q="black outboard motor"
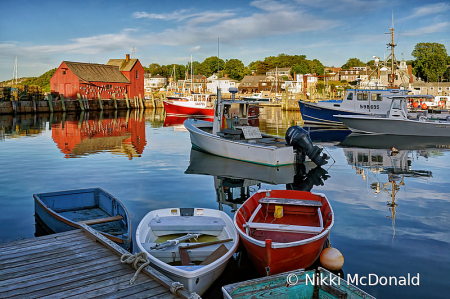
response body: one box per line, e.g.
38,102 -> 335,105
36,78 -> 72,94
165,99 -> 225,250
285,126 -> 330,166
287,166 -> 330,191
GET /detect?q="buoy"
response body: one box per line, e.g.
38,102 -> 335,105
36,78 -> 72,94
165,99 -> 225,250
320,247 -> 344,271
412,102 -> 419,109
421,103 -> 428,110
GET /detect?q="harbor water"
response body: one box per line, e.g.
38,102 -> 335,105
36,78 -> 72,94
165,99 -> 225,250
0,108 -> 449,298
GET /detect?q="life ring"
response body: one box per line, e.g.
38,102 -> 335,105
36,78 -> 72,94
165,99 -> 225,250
438,101 -> 445,107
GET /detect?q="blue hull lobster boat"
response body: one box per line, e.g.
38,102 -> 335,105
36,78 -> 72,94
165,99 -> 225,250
299,88 -> 408,125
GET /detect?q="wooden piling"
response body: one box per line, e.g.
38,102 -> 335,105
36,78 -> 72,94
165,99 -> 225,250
60,94 -> 66,112
97,93 -> 103,111
77,93 -> 85,111
113,93 -> 118,110
125,94 -> 130,109
47,94 -> 53,113
139,94 -> 145,110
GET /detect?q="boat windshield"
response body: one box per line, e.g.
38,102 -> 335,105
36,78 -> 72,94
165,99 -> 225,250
391,99 -> 402,109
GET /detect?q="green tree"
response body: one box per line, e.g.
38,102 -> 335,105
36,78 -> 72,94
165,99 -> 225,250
196,56 -> 225,77
21,68 -> 57,92
341,58 -> 365,70
411,42 -> 448,82
311,59 -> 324,75
316,82 -> 325,93
291,61 -> 309,75
147,63 -> 161,75
224,59 -> 245,80
256,61 -> 274,75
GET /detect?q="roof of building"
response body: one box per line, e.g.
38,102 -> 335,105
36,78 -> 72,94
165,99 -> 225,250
107,59 -> 139,72
267,67 -> 291,72
64,61 -> 130,83
240,75 -> 267,87
187,74 -> 206,80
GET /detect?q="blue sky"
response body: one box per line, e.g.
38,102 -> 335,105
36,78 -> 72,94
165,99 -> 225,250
1,0 -> 449,81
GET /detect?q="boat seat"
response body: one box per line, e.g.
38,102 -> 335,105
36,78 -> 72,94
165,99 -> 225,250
220,128 -> 242,135
141,242 -> 233,264
259,197 -> 322,207
77,215 -> 123,225
149,216 -> 226,237
244,202 -> 323,235
243,222 -> 323,234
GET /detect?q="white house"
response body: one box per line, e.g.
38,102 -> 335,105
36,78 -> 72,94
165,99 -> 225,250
282,74 -> 317,94
207,76 -> 239,93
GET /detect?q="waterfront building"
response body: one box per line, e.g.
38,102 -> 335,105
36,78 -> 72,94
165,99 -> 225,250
238,75 -> 267,94
144,74 -> 167,95
50,54 -> 144,99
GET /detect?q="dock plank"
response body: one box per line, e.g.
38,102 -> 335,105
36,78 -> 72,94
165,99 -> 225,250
0,248 -> 112,281
93,284 -> 169,299
0,234 -> 89,256
59,276 -> 151,299
0,243 -> 99,269
0,259 -> 122,292
6,268 -> 131,298
0,255 -> 118,287
0,229 -> 81,249
0,247 -> 111,276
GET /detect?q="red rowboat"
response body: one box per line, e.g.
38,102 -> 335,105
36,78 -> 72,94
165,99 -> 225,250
234,189 -> 334,276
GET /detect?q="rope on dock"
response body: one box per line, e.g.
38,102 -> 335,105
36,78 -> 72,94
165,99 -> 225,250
120,252 -> 150,284
170,282 -> 184,294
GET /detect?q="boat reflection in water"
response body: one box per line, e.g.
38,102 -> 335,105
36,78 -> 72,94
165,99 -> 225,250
302,125 -> 351,145
340,132 -> 450,150
342,145 -> 433,241
51,111 -> 146,159
185,149 -> 330,211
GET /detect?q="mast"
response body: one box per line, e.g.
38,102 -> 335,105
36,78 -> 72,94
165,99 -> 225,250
385,11 -> 397,87
12,56 -> 18,86
191,54 -> 193,93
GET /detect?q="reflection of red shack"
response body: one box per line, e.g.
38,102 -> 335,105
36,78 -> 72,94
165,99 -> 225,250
52,116 -> 146,159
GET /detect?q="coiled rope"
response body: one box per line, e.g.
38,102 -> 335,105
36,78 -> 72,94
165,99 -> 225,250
120,252 -> 150,285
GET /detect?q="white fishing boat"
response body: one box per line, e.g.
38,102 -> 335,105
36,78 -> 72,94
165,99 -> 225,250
136,207 -> 239,296
184,88 -> 330,167
335,95 -> 450,137
240,93 -> 271,102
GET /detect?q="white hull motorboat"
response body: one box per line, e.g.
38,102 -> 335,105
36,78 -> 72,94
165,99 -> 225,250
184,118 -> 295,166
184,88 -> 330,167
136,208 -> 239,296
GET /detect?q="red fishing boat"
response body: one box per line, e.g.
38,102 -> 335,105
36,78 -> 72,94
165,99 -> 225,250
234,189 -> 334,276
163,94 -> 215,117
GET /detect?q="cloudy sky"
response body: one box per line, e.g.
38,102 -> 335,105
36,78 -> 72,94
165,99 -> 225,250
1,0 -> 449,81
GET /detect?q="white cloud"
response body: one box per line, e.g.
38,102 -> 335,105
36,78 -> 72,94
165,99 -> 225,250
400,3 -> 450,21
402,22 -> 450,36
132,9 -> 235,25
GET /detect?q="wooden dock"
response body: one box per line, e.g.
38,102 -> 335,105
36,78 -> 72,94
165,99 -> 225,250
0,224 -> 196,299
